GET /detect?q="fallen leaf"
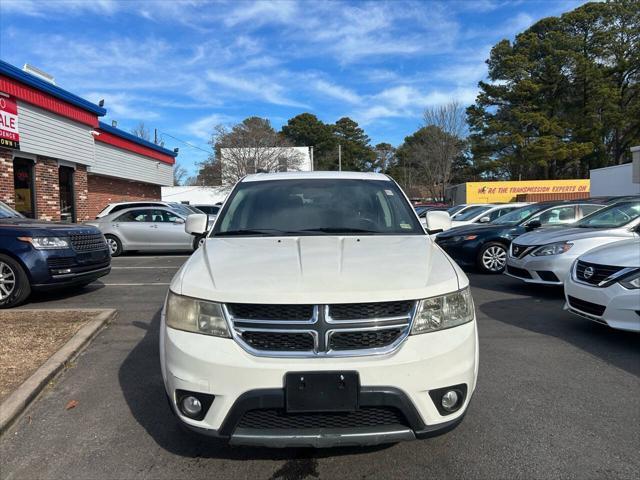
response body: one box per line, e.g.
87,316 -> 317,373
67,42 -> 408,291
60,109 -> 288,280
65,400 -> 78,410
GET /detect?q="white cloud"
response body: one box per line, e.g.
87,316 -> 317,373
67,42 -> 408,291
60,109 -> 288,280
312,80 -> 361,104
186,113 -> 234,140
83,92 -> 160,121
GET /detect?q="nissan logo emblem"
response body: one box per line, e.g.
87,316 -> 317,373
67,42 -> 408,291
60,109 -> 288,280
583,266 -> 595,279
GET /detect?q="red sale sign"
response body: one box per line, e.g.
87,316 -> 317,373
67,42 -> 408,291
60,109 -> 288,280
0,94 -> 20,149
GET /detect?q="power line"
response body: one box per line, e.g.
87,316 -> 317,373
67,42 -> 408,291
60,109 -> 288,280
158,131 -> 213,155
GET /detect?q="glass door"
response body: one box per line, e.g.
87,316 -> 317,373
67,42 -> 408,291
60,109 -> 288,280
59,166 -> 76,223
13,158 -> 35,218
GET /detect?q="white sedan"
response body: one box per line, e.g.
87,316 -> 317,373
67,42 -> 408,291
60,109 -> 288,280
564,239 -> 640,332
450,203 -> 529,228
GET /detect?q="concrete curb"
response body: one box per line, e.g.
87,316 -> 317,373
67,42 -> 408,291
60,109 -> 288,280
0,308 -> 117,435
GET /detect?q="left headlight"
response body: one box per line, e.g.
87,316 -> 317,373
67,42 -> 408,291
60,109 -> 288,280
531,242 -> 573,256
411,287 -> 474,335
18,236 -> 70,249
165,291 -> 231,338
619,270 -> 640,289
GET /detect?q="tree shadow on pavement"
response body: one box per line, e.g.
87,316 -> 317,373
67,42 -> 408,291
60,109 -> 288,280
479,297 -> 640,378
118,310 -> 391,460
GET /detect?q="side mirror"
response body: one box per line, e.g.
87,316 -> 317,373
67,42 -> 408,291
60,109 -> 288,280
185,213 -> 208,235
478,216 -> 491,223
424,211 -> 451,234
526,220 -> 542,230
174,218 -> 185,225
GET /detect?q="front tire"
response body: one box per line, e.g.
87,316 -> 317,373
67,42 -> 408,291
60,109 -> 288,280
0,254 -> 31,309
105,234 -> 123,257
477,242 -> 508,273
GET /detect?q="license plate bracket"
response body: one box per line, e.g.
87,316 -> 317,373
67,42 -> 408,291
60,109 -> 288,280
285,371 -> 359,413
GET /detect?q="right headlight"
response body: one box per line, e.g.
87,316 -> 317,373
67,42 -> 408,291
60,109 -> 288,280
165,291 -> 230,338
411,287 -> 475,335
618,270 -> 640,289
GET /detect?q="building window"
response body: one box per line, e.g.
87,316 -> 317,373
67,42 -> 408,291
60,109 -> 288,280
13,158 -> 35,218
59,166 -> 76,223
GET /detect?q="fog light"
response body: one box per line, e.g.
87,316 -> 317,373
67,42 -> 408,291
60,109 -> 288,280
181,396 -> 202,418
441,390 -> 459,412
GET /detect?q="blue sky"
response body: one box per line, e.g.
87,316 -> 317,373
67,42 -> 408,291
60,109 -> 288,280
0,0 -> 586,176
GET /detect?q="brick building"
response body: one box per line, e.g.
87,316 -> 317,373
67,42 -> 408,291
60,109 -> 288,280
0,60 -> 176,221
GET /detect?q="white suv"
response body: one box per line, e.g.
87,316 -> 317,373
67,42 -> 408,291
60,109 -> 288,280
160,172 -> 478,448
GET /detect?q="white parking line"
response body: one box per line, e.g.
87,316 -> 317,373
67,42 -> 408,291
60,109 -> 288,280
115,255 -> 189,259
101,283 -> 171,286
110,266 -> 179,269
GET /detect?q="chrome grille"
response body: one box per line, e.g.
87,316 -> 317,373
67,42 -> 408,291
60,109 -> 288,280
69,233 -> 107,252
510,243 -> 536,258
575,261 -> 625,286
225,301 -> 416,357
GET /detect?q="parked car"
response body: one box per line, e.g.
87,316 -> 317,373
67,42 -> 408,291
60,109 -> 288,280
435,200 -> 607,273
0,201 -> 110,308
192,204 -> 220,217
447,204 -> 484,218
86,206 -> 203,256
564,239 -> 640,332
414,203 -> 449,217
505,200 -> 640,285
161,172 -> 478,447
451,203 -> 529,228
95,201 -> 203,219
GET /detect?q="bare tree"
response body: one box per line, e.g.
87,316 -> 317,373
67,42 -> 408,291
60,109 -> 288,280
421,101 -> 467,200
173,162 -> 188,186
214,117 -> 304,185
130,121 -> 151,142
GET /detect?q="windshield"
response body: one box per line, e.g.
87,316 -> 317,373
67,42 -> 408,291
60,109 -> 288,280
0,201 -> 24,219
212,179 -> 424,236
447,205 -> 466,216
454,205 -> 492,221
574,201 -> 640,228
170,203 -> 202,216
491,204 -> 544,225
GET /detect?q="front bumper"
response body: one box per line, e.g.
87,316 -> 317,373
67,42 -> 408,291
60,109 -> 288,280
564,278 -> 640,332
505,252 -> 576,285
160,315 -> 478,447
30,248 -> 111,289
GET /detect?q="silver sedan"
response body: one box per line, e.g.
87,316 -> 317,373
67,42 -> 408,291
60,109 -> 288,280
85,206 -> 202,256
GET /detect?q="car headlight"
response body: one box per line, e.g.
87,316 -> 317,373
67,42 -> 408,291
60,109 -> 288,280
165,291 -> 230,338
18,236 -> 70,249
619,270 -> 640,289
531,242 -> 573,256
411,287 -> 474,335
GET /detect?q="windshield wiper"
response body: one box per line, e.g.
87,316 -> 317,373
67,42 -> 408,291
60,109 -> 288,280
215,229 -> 291,236
297,227 -> 379,234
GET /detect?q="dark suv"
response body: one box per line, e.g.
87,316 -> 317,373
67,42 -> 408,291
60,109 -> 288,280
0,202 -> 111,308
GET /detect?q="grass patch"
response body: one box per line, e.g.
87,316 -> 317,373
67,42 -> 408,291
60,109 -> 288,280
0,311 -> 100,402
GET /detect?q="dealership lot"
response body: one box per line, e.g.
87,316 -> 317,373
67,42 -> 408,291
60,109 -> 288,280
1,254 -> 638,480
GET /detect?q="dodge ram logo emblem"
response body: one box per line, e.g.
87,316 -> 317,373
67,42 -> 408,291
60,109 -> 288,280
583,266 -> 595,279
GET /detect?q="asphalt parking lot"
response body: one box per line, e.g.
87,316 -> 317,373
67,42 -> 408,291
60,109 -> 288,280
1,254 -> 639,480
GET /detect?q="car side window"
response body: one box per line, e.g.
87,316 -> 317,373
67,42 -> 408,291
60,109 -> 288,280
148,209 -> 173,223
532,206 -> 576,225
116,209 -> 153,222
487,208 -> 510,221
161,210 -> 181,223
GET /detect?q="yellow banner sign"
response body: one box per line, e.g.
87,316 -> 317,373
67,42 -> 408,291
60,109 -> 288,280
466,179 -> 590,203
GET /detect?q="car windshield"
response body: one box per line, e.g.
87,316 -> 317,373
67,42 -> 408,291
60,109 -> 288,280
574,201 -> 640,228
212,179 -> 424,236
454,205 -> 491,221
491,204 -> 544,225
447,205 -> 466,216
170,203 -> 202,216
0,201 -> 24,219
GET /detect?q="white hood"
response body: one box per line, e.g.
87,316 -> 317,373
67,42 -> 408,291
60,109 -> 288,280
513,227 -> 634,246
172,235 -> 462,304
579,239 -> 640,268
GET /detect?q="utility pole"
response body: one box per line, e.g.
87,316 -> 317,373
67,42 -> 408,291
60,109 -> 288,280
310,146 -> 314,171
338,144 -> 342,171
154,128 -> 158,145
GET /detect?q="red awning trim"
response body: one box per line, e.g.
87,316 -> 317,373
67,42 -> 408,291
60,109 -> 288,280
95,130 -> 175,165
0,74 -> 99,127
